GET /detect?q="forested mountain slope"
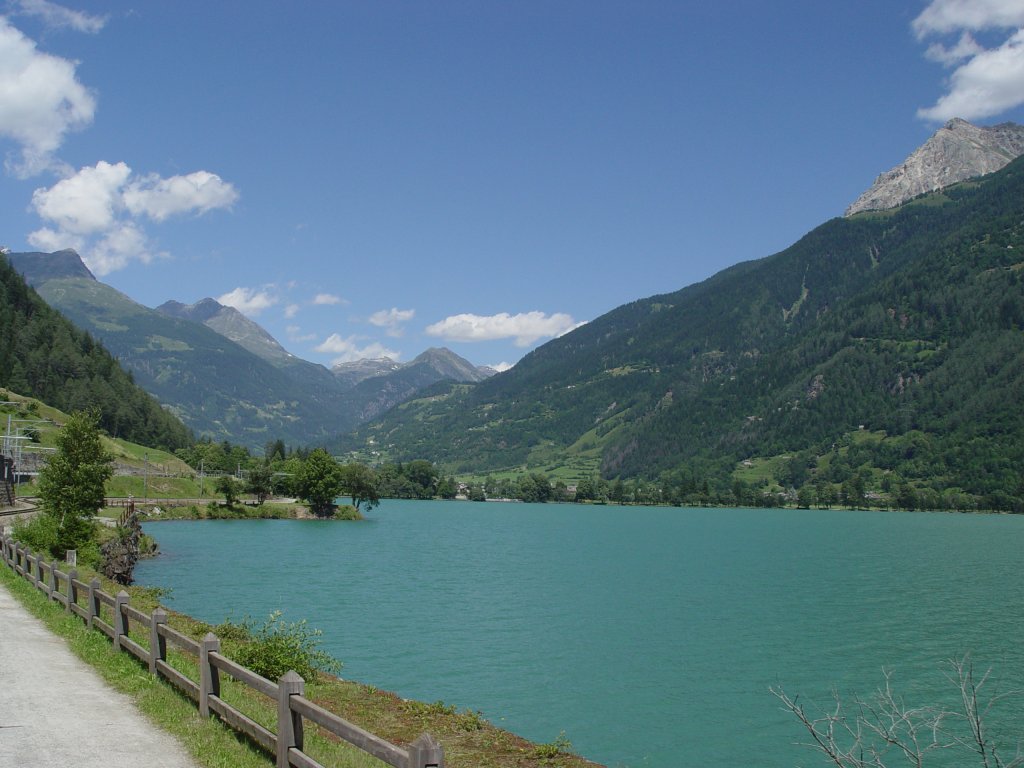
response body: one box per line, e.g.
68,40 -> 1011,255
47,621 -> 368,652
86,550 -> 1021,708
340,157 -> 1024,504
0,255 -> 192,450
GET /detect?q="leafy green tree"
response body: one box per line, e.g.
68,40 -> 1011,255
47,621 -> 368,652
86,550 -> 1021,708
796,484 -> 817,509
816,481 -> 836,509
245,465 -> 274,505
405,460 -> 438,498
296,448 -> 343,517
37,410 -> 113,558
216,474 -> 239,506
437,475 -> 458,499
338,462 -> 380,513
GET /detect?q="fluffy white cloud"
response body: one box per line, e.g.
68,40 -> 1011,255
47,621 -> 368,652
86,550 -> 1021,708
15,0 -> 107,33
915,1 -> 1024,121
369,307 -> 415,337
314,334 -> 400,365
86,223 -> 155,275
28,160 -> 239,275
284,304 -> 301,319
0,17 -> 96,176
123,171 -> 239,222
913,0 -> 1024,37
425,311 -> 581,347
312,293 -> 343,305
30,160 -> 130,234
218,287 -> 278,317
489,362 -> 514,373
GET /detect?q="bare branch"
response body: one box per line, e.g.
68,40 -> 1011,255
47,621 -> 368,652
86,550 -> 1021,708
773,657 -> 1021,768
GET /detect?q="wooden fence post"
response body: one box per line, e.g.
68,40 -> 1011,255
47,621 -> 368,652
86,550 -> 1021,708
33,551 -> 43,589
87,578 -> 101,628
199,633 -> 220,717
113,590 -> 129,650
407,733 -> 445,768
277,671 -> 305,768
67,569 -> 78,614
149,608 -> 167,676
47,559 -> 57,599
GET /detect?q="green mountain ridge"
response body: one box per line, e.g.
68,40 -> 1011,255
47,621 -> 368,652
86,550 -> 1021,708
337,158 -> 1024,508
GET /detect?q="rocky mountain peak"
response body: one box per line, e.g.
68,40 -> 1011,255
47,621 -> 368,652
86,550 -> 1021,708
6,249 -> 96,285
155,296 -> 293,364
845,118 -> 1024,216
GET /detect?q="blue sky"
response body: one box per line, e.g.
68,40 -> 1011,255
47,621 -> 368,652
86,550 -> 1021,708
3,1 -> 1024,371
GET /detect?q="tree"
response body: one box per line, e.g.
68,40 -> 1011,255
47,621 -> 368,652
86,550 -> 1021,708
216,475 -> 239,506
246,465 -> 274,505
296,448 -> 343,517
405,460 -> 438,499
338,463 -> 380,513
772,657 -> 1022,768
796,484 -> 817,509
37,410 -> 113,558
437,475 -> 458,499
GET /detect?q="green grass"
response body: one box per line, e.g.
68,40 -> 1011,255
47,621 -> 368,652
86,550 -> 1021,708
105,475 -> 203,498
732,455 -> 787,486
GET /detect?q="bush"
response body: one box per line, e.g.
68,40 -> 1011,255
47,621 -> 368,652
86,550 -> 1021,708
13,514 -> 101,566
12,514 -> 59,554
218,611 -> 341,682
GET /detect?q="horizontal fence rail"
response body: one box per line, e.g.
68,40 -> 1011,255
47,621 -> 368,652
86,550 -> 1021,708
0,533 -> 443,768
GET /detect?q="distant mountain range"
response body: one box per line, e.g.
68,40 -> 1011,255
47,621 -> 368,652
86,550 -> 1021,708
8,117 -> 1024,510
5,251 -> 493,450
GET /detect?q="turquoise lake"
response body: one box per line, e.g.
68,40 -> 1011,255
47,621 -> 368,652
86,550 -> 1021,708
135,501 -> 1024,767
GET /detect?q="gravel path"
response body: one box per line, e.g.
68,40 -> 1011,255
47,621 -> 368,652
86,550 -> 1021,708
0,582 -> 202,768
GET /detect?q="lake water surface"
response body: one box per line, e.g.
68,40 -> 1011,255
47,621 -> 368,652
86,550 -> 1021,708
135,502 -> 1024,767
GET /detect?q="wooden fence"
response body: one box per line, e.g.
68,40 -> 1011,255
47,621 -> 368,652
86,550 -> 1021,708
0,533 -> 444,768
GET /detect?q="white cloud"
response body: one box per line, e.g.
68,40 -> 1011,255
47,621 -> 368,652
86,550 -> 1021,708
312,293 -> 343,305
217,286 -> 278,316
0,17 -> 96,176
369,307 -> 415,337
123,171 -> 238,222
30,160 -> 130,234
913,0 -> 1024,37
915,1 -> 1024,121
489,362 -> 514,373
15,0 -> 107,33
425,311 -> 580,347
27,160 -> 239,275
286,325 -> 316,343
924,31 -> 985,65
87,222 -> 156,275
314,333 -> 400,365
284,304 -> 300,319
